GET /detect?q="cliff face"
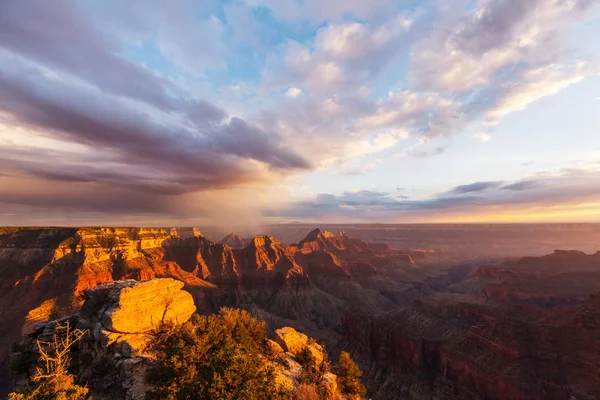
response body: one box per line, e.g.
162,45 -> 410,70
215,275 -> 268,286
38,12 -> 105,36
331,251 -> 600,400
0,227 -> 449,396
0,228 -> 220,355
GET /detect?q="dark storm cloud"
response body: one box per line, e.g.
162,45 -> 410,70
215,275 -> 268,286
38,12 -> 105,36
0,64 -> 308,187
0,177 -> 174,215
447,181 -> 504,194
0,0 -> 309,206
0,0 -> 314,222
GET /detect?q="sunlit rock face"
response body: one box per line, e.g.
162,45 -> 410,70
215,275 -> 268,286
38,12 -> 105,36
0,227 -> 445,379
275,326 -> 324,366
79,278 -> 196,337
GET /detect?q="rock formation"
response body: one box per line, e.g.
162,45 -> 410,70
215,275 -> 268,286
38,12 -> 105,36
275,326 -> 324,366
9,278 -> 343,399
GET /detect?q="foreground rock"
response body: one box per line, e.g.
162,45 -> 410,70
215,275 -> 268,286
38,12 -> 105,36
10,278 -> 196,399
10,278 -> 345,399
79,278 -> 196,356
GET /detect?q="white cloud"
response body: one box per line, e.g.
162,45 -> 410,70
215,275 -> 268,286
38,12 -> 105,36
314,16 -> 412,61
357,89 -> 462,137
483,61 -> 592,124
285,87 -> 303,98
409,0 -> 597,93
261,16 -> 416,93
157,10 -> 226,76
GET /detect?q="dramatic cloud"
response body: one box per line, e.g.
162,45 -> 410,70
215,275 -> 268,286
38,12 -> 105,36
0,54 -> 309,188
0,0 -> 598,225
261,12 -> 423,94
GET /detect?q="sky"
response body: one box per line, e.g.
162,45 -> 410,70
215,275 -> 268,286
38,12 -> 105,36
1,0 -> 600,227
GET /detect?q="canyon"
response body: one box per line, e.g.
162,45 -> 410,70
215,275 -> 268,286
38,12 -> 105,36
1,226 -> 600,399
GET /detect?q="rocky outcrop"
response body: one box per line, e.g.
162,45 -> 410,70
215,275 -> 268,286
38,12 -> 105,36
10,279 -> 197,399
10,278 -> 345,399
78,279 -> 196,356
275,326 -> 324,366
170,227 -> 202,238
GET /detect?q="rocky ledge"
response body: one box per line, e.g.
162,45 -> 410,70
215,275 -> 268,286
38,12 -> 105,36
10,278 -> 342,399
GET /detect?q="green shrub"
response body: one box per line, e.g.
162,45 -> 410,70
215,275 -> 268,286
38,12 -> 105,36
147,308 -> 291,400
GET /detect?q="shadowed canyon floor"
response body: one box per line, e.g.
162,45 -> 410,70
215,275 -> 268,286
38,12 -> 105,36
1,226 -> 600,399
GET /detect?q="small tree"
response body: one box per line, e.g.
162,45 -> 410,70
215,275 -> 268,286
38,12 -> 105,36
336,351 -> 366,399
9,321 -> 89,400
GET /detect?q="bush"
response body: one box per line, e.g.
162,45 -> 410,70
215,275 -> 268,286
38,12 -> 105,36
336,351 -> 367,399
147,308 -> 291,400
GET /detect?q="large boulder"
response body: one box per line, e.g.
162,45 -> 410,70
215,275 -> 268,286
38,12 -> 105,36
79,278 -> 195,356
80,278 -> 195,333
274,326 -> 308,354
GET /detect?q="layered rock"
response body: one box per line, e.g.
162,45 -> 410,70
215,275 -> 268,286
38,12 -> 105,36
333,251 -> 600,399
170,227 -> 202,238
451,250 -> 600,304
